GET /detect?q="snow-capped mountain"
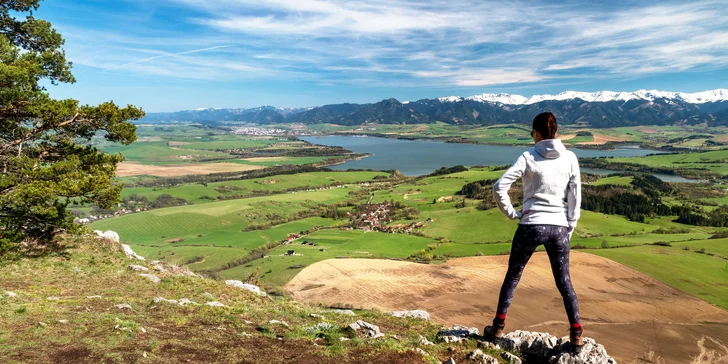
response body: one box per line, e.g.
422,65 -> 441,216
142,89 -> 728,127
437,89 -> 728,105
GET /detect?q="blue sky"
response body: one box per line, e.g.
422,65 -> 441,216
39,0 -> 728,112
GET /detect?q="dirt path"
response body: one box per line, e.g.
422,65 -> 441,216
116,162 -> 264,177
286,253 -> 728,363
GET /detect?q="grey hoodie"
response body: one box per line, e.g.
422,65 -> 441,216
492,139 -> 581,229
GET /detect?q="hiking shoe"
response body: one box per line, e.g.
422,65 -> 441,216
484,318 -> 505,340
570,324 -> 584,354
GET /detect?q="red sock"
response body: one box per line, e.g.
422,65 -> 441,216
496,314 -> 506,320
571,323 -> 582,331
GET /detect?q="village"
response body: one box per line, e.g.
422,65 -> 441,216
344,201 -> 431,234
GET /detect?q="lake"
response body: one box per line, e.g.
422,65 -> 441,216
301,135 -> 694,183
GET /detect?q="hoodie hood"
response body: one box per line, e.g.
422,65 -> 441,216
534,139 -> 566,159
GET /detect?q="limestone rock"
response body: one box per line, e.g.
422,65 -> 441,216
94,230 -> 120,244
328,309 -> 355,316
501,330 -> 560,357
5,291 -> 17,297
391,309 -> 430,320
436,325 -> 480,344
549,337 -> 617,364
202,292 -> 215,300
178,298 -> 197,306
206,301 -> 227,307
348,320 -> 382,338
419,335 -> 435,346
468,349 -> 499,364
57,319 -> 69,324
139,274 -> 160,283
115,304 -> 132,310
225,280 -> 266,296
269,320 -> 289,327
412,348 -> 430,357
122,244 -> 145,261
46,296 -> 59,301
154,297 -> 177,304
501,352 -> 522,364
127,265 -> 150,272
86,295 -> 103,299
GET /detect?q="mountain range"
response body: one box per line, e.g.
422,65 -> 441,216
142,89 -> 728,128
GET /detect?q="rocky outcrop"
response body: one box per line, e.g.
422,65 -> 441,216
94,230 -> 120,244
225,280 -> 266,296
436,326 -> 616,364
348,320 -> 384,338
391,309 -> 430,320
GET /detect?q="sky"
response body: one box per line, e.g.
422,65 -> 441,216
37,0 -> 728,112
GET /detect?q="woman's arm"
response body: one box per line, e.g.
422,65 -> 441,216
567,155 -> 582,233
493,154 -> 526,220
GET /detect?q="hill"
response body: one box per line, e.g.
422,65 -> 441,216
0,234 -> 619,363
141,89 -> 728,127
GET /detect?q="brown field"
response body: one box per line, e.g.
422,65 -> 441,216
577,133 -> 629,145
637,127 -> 659,134
287,253 -> 728,363
716,134 -> 728,143
558,134 -> 577,141
116,162 -> 264,177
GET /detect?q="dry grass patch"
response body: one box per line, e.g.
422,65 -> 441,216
116,162 -> 264,177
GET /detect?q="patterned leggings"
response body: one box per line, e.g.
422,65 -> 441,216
496,224 -> 580,324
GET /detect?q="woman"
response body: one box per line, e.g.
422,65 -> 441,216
485,112 -> 583,352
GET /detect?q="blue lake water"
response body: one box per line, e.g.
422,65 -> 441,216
302,135 -> 694,183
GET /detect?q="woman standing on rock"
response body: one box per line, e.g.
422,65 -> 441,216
485,112 -> 583,352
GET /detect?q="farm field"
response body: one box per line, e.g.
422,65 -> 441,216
98,124 -> 359,177
286,254 -> 728,363
607,149 -> 728,175
119,171 -> 387,205
91,188 -> 355,246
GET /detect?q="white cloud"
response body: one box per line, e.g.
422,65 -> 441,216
60,0 -> 728,87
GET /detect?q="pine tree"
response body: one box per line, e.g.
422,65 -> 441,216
0,0 -> 144,254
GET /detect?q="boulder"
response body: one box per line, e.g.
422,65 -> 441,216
391,309 -> 430,320
94,230 -> 120,244
348,320 -> 382,338
225,280 -> 266,296
122,244 -> 145,261
490,330 -> 616,364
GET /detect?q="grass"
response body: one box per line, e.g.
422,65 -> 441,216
608,149 -> 728,175
589,246 -> 728,310
588,175 -> 633,186
92,188 -> 354,246
0,236 -> 499,363
121,171 -> 387,205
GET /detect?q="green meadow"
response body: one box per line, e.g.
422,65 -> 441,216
120,171 -> 387,204
92,188 -> 355,246
590,245 -> 728,309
